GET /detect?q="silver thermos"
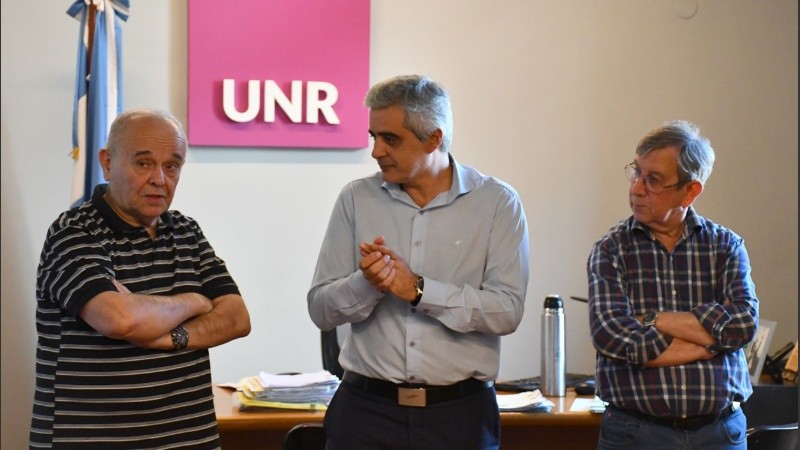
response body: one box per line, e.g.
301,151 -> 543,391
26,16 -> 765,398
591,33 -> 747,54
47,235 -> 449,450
541,294 -> 566,397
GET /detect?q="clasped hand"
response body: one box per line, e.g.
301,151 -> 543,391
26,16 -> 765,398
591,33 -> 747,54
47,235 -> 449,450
359,236 -> 418,302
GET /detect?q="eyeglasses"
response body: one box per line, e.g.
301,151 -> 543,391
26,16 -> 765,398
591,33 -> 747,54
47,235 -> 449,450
624,162 -> 681,193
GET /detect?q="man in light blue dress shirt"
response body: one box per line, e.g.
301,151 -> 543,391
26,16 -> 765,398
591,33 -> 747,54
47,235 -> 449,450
308,75 -> 530,450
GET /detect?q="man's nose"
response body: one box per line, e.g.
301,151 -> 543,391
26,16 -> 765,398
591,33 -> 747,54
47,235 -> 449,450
630,176 -> 646,195
371,141 -> 386,159
149,167 -> 166,185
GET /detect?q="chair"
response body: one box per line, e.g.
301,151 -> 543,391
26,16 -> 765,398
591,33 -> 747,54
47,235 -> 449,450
741,383 -> 798,427
282,423 -> 326,450
321,323 -> 350,379
746,422 -> 798,450
741,383 -> 799,450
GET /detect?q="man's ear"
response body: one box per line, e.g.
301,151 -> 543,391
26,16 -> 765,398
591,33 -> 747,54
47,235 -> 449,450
682,180 -> 704,207
98,148 -> 112,181
425,129 -> 443,153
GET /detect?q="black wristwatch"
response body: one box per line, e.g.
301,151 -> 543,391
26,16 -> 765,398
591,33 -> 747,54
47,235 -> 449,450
171,325 -> 189,350
411,276 -> 424,306
642,311 -> 658,328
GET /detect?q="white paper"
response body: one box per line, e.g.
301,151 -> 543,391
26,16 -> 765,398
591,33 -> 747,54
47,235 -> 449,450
496,390 -> 554,412
569,396 -> 606,413
258,370 -> 339,388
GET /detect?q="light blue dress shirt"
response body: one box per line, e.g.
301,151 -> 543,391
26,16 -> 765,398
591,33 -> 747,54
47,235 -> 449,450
308,157 -> 530,385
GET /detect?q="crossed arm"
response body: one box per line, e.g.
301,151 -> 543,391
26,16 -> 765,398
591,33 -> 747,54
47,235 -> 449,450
641,312 -> 718,367
80,280 -> 250,350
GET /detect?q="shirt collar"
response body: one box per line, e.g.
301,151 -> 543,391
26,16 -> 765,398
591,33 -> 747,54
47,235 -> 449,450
630,205 -> 703,237
381,154 -> 478,207
91,184 -> 175,233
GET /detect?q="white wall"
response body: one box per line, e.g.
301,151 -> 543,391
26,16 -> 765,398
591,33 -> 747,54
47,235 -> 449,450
2,1 -> 797,448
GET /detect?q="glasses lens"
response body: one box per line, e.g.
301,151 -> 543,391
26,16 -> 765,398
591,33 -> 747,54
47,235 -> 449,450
624,164 -> 638,182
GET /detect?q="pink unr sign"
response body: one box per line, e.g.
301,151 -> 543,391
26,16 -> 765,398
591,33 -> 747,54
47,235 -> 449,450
187,0 -> 370,149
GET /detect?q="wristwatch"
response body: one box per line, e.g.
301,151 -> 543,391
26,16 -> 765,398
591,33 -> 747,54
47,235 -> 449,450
642,311 -> 658,328
411,276 -> 424,306
171,325 -> 189,350
706,343 -> 723,354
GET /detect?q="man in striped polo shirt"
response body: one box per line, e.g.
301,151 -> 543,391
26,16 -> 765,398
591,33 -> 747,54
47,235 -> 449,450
30,109 -> 251,449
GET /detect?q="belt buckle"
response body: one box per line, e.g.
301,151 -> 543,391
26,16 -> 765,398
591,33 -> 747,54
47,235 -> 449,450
398,387 -> 427,407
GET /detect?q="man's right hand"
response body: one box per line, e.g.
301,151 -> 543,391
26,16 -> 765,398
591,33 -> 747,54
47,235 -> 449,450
358,236 -> 419,302
645,337 -> 718,368
359,245 -> 396,292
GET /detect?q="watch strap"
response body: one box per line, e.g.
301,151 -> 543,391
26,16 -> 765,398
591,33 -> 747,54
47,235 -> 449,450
411,276 -> 424,306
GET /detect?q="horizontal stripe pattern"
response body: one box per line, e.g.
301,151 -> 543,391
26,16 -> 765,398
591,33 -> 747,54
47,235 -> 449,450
31,185 -> 239,449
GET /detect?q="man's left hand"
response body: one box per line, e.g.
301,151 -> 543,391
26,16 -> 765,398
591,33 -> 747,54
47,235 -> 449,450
359,236 -> 418,302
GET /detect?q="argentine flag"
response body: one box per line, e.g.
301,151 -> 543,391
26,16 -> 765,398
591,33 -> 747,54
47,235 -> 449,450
68,0 -> 130,206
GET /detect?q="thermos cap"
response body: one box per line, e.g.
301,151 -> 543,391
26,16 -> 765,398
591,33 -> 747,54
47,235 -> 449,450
544,294 -> 563,309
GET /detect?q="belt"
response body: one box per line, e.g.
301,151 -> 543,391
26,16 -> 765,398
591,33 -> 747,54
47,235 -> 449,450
611,403 -> 739,431
342,371 -> 494,407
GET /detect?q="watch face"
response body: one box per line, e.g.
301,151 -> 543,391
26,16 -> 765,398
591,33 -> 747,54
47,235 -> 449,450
171,325 -> 189,350
643,312 -> 657,326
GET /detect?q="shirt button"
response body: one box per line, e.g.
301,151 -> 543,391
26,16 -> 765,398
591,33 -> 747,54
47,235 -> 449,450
414,240 -> 422,247
411,308 -> 417,313
409,375 -> 416,381
410,341 -> 416,347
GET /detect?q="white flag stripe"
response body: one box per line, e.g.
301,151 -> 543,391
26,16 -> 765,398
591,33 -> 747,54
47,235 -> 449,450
67,0 -> 129,207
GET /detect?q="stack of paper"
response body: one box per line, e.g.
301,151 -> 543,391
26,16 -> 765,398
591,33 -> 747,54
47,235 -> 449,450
234,370 -> 340,411
569,396 -> 607,414
496,389 -> 555,412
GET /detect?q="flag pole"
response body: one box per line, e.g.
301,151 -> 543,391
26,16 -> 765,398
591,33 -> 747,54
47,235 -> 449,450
86,3 -> 96,80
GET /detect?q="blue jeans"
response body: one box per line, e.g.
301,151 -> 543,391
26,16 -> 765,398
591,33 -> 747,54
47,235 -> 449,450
597,405 -> 747,450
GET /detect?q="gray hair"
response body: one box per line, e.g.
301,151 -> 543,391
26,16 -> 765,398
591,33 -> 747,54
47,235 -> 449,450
636,120 -> 715,184
106,108 -> 186,154
364,75 -> 453,153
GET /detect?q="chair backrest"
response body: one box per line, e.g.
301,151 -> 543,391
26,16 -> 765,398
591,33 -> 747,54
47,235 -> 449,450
283,423 -> 326,450
320,323 -> 350,379
741,384 -> 798,428
746,423 -> 798,450
742,384 -> 799,450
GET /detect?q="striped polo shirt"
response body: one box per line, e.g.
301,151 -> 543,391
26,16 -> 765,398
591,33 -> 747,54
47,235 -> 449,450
31,184 -> 240,449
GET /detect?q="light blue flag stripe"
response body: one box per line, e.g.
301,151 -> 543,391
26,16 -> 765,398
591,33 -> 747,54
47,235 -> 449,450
68,0 -> 130,206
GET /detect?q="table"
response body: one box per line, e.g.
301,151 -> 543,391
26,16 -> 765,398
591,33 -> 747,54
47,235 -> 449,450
214,385 -> 601,449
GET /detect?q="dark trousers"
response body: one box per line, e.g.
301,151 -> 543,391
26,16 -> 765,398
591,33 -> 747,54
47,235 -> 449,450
324,381 -> 500,450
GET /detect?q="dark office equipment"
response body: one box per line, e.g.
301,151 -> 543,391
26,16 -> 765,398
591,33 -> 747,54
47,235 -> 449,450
282,423 -> 326,450
574,380 -> 596,396
741,383 -> 798,450
321,323 -> 351,380
496,373 -> 594,392
741,384 -> 798,428
746,423 -> 798,450
762,341 -> 796,383
320,328 -> 344,379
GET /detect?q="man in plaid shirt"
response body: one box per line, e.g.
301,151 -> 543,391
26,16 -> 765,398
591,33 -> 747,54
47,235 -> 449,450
588,120 -> 758,450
